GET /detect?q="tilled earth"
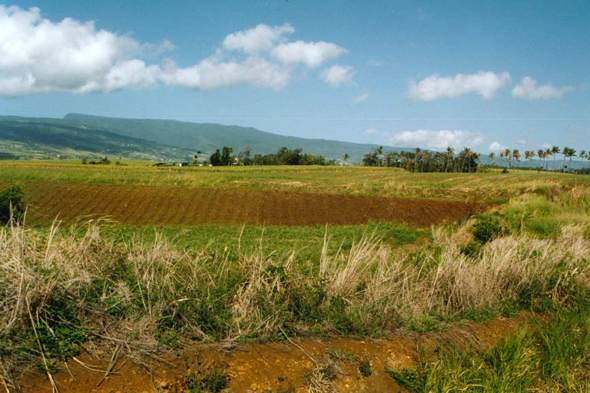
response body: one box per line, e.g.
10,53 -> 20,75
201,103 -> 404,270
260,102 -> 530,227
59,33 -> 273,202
25,182 -> 482,226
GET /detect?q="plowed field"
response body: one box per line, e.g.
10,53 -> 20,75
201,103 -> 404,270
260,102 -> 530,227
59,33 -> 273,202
26,182 -> 481,226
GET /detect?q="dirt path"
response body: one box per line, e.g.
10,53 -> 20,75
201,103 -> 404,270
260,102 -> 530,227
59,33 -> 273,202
17,314 -> 528,393
25,182 -> 482,227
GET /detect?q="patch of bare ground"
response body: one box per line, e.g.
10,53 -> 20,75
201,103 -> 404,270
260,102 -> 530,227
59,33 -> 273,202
24,182 -> 484,227
17,313 -> 529,393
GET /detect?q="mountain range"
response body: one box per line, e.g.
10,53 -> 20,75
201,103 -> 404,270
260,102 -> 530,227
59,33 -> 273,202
0,114 -> 390,162
0,113 -> 588,169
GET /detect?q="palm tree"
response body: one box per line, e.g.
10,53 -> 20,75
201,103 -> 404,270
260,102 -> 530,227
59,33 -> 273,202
342,153 -> 350,163
461,147 -> 472,172
446,147 -> 454,173
551,146 -> 560,171
562,147 -> 576,172
537,149 -> 545,170
512,149 -> 521,168
503,148 -> 512,169
488,152 -> 496,167
578,150 -> 590,171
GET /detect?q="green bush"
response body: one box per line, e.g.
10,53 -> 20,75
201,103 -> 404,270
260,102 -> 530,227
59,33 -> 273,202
0,185 -> 25,225
472,215 -> 506,243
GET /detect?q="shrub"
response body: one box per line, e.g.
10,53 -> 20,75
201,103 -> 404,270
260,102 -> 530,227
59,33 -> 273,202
0,185 -> 25,225
472,215 -> 506,243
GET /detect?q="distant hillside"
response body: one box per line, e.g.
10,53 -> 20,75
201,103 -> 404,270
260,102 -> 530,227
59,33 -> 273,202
0,117 -> 193,161
64,113 -> 395,162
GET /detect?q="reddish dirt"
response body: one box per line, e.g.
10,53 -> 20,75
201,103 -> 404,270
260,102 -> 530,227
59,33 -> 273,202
16,314 -> 527,393
25,182 -> 482,227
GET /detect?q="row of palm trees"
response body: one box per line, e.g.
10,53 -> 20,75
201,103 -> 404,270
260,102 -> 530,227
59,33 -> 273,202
360,145 -> 590,173
489,146 -> 589,171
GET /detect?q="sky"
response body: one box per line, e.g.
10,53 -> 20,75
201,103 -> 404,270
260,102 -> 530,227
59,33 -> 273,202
0,0 -> 589,153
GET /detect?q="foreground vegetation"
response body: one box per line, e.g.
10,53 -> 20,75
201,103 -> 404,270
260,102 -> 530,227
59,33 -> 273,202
388,303 -> 590,392
0,181 -> 588,388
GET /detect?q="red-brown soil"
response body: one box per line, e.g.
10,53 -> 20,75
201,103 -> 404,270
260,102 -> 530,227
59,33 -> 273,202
25,182 -> 481,226
16,314 -> 527,393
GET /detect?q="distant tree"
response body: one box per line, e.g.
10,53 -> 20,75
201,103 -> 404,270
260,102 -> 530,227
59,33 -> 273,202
488,152 -> 496,167
562,147 -> 576,171
550,146 -> 560,170
343,153 -> 350,163
238,147 -> 252,165
446,147 -> 454,172
578,150 -> 590,170
512,149 -> 521,167
504,148 -> 512,169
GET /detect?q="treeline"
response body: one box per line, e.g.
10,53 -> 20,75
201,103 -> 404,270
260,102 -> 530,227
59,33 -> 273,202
208,146 -> 337,166
363,147 -> 480,173
489,146 -> 589,173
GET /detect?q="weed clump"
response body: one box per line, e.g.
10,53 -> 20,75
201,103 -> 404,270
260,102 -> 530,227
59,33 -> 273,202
0,185 -> 25,225
472,214 -> 506,243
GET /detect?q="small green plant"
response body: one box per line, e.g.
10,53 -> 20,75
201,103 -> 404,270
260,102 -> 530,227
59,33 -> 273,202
359,360 -> 372,377
386,368 -> 426,392
327,348 -> 357,362
0,185 -> 25,224
185,368 -> 229,393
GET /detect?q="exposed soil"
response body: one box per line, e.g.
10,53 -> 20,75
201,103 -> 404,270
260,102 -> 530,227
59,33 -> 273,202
16,314 -> 528,393
25,182 -> 482,227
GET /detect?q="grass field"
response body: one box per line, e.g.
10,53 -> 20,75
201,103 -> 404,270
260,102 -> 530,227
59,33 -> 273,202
1,160 -> 589,392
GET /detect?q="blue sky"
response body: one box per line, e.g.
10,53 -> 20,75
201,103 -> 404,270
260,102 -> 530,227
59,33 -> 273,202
0,0 -> 589,152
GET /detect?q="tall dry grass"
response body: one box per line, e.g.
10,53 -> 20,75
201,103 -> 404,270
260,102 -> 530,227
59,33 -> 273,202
0,207 -> 588,383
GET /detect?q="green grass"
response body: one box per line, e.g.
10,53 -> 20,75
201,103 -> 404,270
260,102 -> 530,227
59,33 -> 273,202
387,301 -> 590,392
98,221 -> 420,261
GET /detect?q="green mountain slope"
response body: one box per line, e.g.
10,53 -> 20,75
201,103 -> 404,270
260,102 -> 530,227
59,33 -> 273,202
0,117 -> 193,161
64,113 -> 392,162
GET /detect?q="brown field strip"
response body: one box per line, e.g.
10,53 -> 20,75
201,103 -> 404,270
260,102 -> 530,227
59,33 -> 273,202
25,182 -> 482,226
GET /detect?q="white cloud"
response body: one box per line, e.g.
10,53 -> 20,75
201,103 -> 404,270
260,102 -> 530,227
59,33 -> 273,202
517,139 -> 527,145
365,128 -> 378,135
0,6 -> 350,96
408,71 -> 511,101
511,76 -> 573,100
272,41 -> 346,68
321,65 -> 355,87
0,5 -> 152,95
355,91 -> 369,102
222,23 -> 294,53
489,141 -> 508,152
160,57 -> 291,91
388,130 -> 484,150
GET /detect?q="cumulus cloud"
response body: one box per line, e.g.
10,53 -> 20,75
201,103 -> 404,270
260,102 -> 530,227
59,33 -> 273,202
408,71 -> 511,101
355,91 -> 369,102
0,6 -> 350,96
222,23 -> 294,53
388,129 -> 484,151
511,76 -> 573,100
272,41 -> 346,68
321,65 -> 355,87
365,128 -> 378,135
489,141 -> 508,152
160,57 -> 291,91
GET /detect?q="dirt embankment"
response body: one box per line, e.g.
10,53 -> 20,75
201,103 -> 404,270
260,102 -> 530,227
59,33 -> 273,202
17,314 -> 527,393
26,182 -> 483,227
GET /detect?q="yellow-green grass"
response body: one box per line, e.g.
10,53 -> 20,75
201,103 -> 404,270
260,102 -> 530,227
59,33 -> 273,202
2,159 -> 589,203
